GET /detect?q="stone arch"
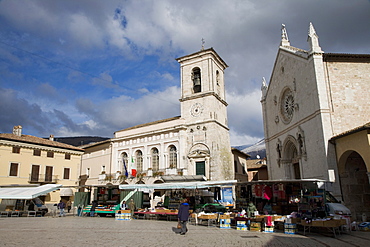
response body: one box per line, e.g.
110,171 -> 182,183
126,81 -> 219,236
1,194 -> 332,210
282,135 -> 301,179
338,150 -> 370,221
188,143 -> 210,158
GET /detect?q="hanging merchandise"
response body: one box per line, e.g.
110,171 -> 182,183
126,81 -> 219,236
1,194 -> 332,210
273,184 -> 279,198
254,184 -> 263,198
263,185 -> 272,200
277,183 -> 285,199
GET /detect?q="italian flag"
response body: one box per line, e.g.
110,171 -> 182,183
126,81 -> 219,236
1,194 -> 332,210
131,157 -> 136,177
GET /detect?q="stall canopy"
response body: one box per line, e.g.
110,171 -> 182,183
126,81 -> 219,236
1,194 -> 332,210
119,180 -> 237,190
0,184 -> 62,199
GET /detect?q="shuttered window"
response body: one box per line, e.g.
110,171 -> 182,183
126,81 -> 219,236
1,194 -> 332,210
63,168 -> 70,179
9,163 -> 19,176
196,161 -> 205,176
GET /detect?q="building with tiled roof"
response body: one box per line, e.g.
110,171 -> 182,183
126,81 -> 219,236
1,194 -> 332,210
80,48 -> 235,207
0,125 -> 84,207
261,23 -> 370,221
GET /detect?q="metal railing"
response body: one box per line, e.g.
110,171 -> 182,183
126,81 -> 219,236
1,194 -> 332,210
29,174 -> 58,183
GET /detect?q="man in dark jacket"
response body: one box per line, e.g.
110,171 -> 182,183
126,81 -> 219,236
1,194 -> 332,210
57,200 -> 66,217
90,200 -> 98,217
177,198 -> 190,235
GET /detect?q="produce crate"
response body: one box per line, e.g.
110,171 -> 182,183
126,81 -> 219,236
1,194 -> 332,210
250,227 -> 261,232
265,226 -> 274,233
219,214 -> 231,219
236,227 -> 248,231
359,222 -> 370,231
284,223 -> 297,234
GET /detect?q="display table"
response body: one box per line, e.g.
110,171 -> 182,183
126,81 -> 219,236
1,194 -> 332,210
300,219 -> 346,238
197,214 -> 218,227
135,211 -> 178,221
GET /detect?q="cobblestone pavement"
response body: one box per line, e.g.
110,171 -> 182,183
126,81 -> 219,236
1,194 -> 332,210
0,216 -> 369,247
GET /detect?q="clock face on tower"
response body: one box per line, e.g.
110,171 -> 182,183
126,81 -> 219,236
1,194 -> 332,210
190,103 -> 203,117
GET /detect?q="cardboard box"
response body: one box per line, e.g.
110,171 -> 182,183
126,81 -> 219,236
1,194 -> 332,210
219,214 -> 231,219
250,222 -> 261,227
250,227 -> 261,232
237,221 -> 246,226
265,226 -> 274,233
236,227 -> 248,231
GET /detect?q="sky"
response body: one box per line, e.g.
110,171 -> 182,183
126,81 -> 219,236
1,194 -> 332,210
0,0 -> 369,146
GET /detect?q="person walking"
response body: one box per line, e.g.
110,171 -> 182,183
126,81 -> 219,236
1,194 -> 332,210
90,200 -> 98,217
128,199 -> 135,219
57,200 -> 66,217
66,200 -> 72,213
177,198 -> 190,235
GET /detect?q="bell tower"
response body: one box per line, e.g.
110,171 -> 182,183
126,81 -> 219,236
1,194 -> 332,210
176,48 -> 233,181
176,47 -> 228,127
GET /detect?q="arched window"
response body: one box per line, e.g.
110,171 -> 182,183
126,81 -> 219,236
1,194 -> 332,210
192,67 -> 201,93
136,150 -> 143,173
151,148 -> 159,171
122,152 -> 128,174
169,145 -> 177,168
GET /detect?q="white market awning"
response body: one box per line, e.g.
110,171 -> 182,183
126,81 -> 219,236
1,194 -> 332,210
119,180 -> 237,190
60,188 -> 74,196
0,184 -> 62,199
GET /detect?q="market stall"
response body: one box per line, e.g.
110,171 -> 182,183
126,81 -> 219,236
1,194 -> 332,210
0,184 -> 62,216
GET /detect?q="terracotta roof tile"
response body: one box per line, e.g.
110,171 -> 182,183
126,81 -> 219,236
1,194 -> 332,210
0,133 -> 84,152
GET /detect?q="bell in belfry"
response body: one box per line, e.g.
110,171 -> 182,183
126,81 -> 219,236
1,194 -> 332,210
193,74 -> 201,86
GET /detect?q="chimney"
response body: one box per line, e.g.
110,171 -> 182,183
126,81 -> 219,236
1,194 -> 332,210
12,125 -> 22,136
49,135 -> 54,141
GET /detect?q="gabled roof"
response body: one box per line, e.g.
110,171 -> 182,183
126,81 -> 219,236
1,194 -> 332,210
0,133 -> 84,152
231,148 -> 250,159
246,159 -> 267,170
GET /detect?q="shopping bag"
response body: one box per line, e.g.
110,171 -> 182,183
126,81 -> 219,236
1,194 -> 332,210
177,222 -> 182,229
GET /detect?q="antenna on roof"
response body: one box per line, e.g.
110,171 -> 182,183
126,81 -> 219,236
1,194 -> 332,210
201,38 -> 205,50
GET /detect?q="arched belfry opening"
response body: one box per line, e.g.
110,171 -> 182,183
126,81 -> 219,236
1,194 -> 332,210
338,151 -> 369,221
282,137 -> 301,179
192,67 -> 201,93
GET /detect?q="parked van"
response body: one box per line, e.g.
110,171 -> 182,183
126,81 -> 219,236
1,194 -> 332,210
0,198 -> 48,216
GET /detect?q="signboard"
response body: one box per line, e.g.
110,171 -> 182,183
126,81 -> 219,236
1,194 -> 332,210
221,187 -> 234,207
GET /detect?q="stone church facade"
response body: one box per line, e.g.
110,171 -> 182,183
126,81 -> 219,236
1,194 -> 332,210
81,48 -> 234,186
261,23 -> 370,220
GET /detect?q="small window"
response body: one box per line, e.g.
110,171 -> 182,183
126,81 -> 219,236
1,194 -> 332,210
47,151 -> 54,158
9,163 -> 19,176
151,148 -> 159,171
65,153 -> 71,160
33,149 -> 41,156
63,168 -> 70,179
169,146 -> 177,168
136,150 -> 143,173
12,146 -> 20,154
234,161 -> 238,173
